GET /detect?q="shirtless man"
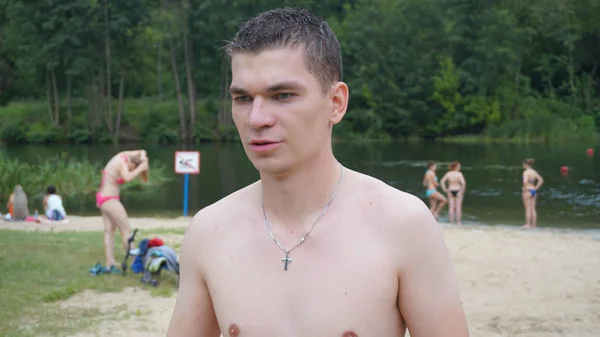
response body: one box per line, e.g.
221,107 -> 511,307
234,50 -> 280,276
167,8 -> 469,337
440,161 -> 467,225
522,158 -> 544,228
422,161 -> 447,219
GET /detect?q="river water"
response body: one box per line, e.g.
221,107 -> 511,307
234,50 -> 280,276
4,141 -> 600,229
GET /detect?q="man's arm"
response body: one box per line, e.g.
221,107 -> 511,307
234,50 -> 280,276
460,173 -> 467,192
397,196 -> 469,337
166,215 -> 221,337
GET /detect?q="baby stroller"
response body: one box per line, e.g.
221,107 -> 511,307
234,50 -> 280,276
127,236 -> 180,287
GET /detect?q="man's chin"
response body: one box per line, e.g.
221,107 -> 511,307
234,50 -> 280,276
250,158 -> 289,175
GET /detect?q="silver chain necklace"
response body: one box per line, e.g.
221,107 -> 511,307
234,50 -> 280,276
261,163 -> 345,271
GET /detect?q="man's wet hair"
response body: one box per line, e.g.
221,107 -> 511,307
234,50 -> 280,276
47,185 -> 57,194
224,7 -> 343,94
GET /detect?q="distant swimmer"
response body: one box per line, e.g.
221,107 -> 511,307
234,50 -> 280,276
440,161 -> 466,225
423,161 -> 447,219
522,158 -> 544,228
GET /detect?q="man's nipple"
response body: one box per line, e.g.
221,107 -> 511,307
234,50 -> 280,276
228,323 -> 240,337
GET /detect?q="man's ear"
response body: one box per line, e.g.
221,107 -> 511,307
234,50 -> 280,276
329,81 -> 349,125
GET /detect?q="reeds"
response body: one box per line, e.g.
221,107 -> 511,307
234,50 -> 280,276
0,152 -> 172,200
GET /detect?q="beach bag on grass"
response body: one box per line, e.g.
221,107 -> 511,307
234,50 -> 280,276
129,237 -> 180,287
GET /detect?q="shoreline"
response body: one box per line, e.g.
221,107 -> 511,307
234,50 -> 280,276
1,215 -> 600,237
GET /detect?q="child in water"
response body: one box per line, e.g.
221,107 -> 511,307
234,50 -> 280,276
43,185 -> 67,221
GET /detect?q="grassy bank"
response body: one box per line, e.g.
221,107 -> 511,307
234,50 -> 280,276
438,134 -> 600,144
0,99 -> 598,145
0,152 -> 173,202
0,228 -> 181,337
0,98 -> 238,145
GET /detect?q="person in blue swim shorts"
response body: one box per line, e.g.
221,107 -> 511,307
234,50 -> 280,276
423,161 -> 447,220
522,158 -> 544,228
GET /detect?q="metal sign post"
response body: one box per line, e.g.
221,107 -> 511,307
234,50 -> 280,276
174,151 -> 201,216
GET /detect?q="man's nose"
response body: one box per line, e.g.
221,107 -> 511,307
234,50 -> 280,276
247,97 -> 275,129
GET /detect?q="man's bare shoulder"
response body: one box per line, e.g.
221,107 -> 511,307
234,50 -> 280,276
184,181 -> 260,242
351,169 -> 454,278
349,169 -> 434,229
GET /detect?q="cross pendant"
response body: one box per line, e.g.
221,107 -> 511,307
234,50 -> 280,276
282,252 -> 292,271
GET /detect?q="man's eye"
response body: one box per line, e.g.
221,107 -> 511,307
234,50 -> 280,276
276,93 -> 293,100
234,96 -> 251,102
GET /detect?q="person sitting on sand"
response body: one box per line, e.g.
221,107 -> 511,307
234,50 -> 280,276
5,185 -> 29,221
96,149 -> 149,273
440,161 -> 467,225
43,185 -> 67,221
423,160 -> 447,219
522,158 -> 544,229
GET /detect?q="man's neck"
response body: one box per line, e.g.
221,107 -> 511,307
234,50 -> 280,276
259,152 -> 344,230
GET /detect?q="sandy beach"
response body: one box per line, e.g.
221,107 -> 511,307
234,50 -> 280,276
3,216 -> 600,337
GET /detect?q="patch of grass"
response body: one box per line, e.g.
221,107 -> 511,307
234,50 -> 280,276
151,285 -> 177,298
147,228 -> 187,236
0,151 -> 173,201
25,307 -> 104,337
0,229 -> 179,337
42,286 -> 77,302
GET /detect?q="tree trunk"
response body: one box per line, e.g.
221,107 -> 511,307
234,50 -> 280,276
170,38 -> 187,140
218,56 -> 232,125
115,67 -> 125,138
181,3 -> 196,139
224,57 -> 232,124
218,56 -> 225,125
157,42 -> 163,100
104,0 -> 113,132
51,69 -> 60,127
46,70 -> 56,126
513,63 -> 521,120
85,74 -> 95,131
157,0 -> 164,100
66,75 -> 72,121
98,66 -> 112,132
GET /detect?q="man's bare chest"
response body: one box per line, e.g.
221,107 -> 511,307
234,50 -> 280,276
204,226 -> 403,337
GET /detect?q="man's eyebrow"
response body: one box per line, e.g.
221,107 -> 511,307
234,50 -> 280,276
229,81 -> 305,96
229,86 -> 248,96
266,81 -> 304,92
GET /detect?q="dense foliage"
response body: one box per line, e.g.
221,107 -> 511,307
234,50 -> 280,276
0,0 -> 598,143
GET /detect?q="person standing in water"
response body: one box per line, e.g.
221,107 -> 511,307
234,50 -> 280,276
440,161 -> 467,225
423,161 -> 447,219
522,158 -> 544,228
96,149 -> 149,273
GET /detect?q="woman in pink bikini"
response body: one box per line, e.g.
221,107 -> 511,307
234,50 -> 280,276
96,149 -> 149,273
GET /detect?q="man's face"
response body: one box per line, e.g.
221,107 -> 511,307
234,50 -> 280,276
229,45 -> 347,174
